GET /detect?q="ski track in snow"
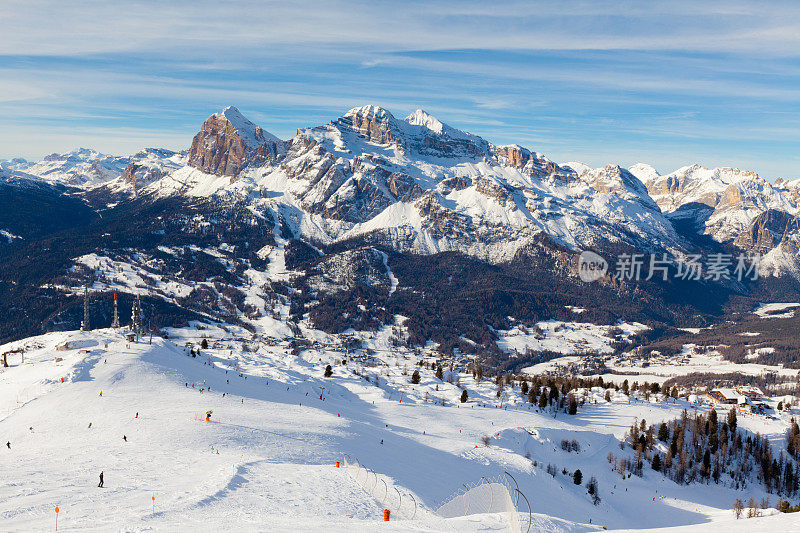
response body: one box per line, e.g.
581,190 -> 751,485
379,250 -> 399,295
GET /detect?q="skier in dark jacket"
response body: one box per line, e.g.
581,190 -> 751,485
98,471 -> 104,487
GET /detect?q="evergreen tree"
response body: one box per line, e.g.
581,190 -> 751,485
658,422 -> 670,442
573,469 -> 582,485
521,381 -> 529,395
411,369 -> 421,384
567,393 -> 578,415
548,385 -> 559,402
586,476 -> 600,505
709,409 -> 718,434
324,364 -> 333,378
460,390 -> 468,403
435,365 -> 444,380
201,338 -> 209,349
727,408 -> 737,432
788,418 -> 800,458
652,453 -> 662,471
538,391 -> 548,408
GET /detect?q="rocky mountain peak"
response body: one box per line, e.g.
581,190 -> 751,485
493,145 -> 565,179
405,109 -> 446,134
628,163 -> 660,185
561,161 -> 593,177
216,106 -> 280,146
344,104 -> 395,120
12,148 -> 128,186
188,106 -> 281,177
119,148 -> 186,190
337,105 -> 403,146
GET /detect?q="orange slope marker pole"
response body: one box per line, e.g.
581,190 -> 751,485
55,506 -> 59,531
152,493 -> 155,514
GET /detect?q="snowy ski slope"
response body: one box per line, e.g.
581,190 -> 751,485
2,328 -> 799,532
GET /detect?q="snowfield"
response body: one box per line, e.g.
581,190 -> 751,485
753,302 -> 800,319
498,320 -> 648,356
2,328 -> 800,532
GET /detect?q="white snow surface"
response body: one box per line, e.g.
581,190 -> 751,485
2,328 -> 797,532
216,106 -> 281,146
498,320 -> 648,356
753,302 -> 800,319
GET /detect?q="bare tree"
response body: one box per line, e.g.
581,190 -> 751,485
733,498 -> 743,519
760,496 -> 770,516
747,497 -> 757,518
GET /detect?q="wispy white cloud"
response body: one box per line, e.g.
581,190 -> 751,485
2,1 -> 799,57
0,1 -> 798,178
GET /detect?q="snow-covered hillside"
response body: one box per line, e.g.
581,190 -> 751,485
2,327 -> 798,532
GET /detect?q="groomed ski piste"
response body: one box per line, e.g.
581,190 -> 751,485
2,328 -> 799,532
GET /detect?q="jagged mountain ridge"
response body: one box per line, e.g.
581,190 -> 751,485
629,162 -> 797,245
1,147 -> 187,189
5,105 -> 800,274
4,105 -> 800,355
121,105 -> 682,264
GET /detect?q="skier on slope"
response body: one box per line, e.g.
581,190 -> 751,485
206,410 -> 213,422
98,471 -> 104,488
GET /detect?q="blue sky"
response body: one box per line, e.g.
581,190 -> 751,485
1,1 -> 798,179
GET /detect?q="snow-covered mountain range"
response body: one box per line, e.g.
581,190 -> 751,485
4,105 -> 798,266
2,105 -> 800,353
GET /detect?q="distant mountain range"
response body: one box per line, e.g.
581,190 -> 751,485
2,106 -> 799,360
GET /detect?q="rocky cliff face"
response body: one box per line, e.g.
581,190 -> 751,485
188,106 -> 282,177
336,105 -> 402,146
493,145 -> 568,180
734,209 -> 800,253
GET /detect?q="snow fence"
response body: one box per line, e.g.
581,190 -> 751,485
435,472 -> 530,533
342,454 -> 419,520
